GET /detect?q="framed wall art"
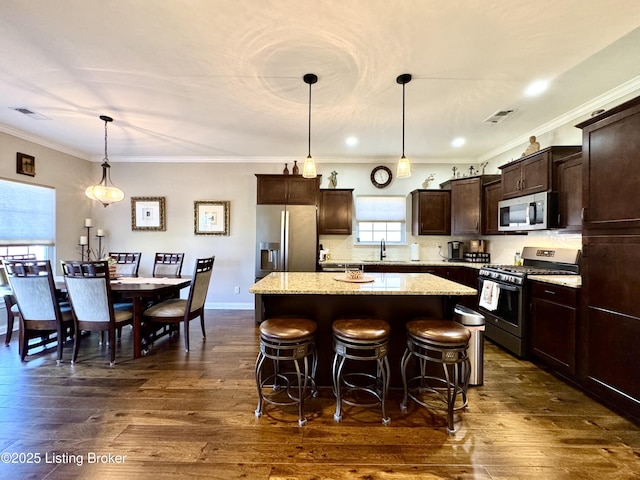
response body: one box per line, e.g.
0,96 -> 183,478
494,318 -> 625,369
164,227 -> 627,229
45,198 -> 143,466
194,200 -> 229,236
131,197 -> 166,231
17,152 -> 36,176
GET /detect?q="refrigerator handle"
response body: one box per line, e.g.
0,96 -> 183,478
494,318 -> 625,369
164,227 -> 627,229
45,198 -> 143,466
282,210 -> 290,271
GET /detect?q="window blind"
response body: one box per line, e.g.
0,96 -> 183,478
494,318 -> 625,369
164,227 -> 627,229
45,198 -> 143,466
0,179 -> 55,246
355,196 -> 406,221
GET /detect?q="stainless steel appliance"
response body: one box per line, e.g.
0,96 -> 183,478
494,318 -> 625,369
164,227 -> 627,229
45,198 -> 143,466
255,205 -> 318,280
477,247 -> 580,357
498,192 -> 559,232
447,241 -> 465,261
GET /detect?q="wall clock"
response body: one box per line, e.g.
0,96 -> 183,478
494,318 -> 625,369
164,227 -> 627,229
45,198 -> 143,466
371,165 -> 392,189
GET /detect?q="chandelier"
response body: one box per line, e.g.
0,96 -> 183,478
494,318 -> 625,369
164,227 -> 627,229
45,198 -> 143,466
85,115 -> 125,207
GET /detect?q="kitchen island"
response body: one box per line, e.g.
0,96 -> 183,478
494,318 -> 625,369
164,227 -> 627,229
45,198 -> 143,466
250,271 -> 477,386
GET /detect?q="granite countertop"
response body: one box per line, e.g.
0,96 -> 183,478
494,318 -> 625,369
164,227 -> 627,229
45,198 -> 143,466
320,259 -> 485,269
250,272 -> 477,296
528,274 -> 582,288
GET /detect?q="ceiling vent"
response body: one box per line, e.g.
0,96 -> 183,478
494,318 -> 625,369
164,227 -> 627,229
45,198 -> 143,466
11,107 -> 49,120
484,109 -> 515,124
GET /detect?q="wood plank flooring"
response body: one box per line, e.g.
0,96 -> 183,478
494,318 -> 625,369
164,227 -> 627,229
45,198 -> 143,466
0,310 -> 639,479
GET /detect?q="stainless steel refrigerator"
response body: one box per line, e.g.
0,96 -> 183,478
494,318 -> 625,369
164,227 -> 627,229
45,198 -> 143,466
255,204 -> 318,280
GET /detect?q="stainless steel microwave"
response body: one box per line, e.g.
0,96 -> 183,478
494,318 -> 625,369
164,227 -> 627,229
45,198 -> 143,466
498,192 -> 559,232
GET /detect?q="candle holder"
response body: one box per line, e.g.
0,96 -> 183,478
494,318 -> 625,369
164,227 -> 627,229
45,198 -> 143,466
95,231 -> 105,260
84,225 -> 93,260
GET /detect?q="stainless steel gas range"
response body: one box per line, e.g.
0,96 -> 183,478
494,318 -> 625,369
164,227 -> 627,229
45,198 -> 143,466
477,246 -> 580,358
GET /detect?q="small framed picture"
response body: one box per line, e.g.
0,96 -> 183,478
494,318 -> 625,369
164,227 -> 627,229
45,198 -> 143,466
17,152 -> 36,176
194,200 -> 230,236
131,197 -> 166,231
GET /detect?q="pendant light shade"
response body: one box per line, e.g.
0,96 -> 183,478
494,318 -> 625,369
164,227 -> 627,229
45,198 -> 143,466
85,115 -> 125,207
302,73 -> 318,178
396,73 -> 412,178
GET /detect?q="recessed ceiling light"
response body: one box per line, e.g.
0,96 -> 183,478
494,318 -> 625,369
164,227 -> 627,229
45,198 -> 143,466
451,137 -> 466,148
524,80 -> 549,97
345,136 -> 359,147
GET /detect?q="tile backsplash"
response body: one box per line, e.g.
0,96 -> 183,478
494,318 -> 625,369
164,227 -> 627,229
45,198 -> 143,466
319,231 -> 582,265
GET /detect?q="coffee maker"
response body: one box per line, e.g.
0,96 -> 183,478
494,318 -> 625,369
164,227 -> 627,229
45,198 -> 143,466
447,241 -> 465,261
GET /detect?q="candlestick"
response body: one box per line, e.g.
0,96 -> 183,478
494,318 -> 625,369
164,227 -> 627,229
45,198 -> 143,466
84,218 -> 93,227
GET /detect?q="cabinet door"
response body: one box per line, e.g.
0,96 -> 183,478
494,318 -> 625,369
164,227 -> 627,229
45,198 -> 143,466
256,176 -> 288,204
451,178 -> 481,235
319,189 -> 353,235
581,103 -> 640,231
483,181 -> 502,235
520,154 -> 550,195
530,282 -> 577,375
287,176 -> 319,205
557,154 -> 582,231
500,163 -> 522,198
411,190 -> 451,235
579,237 -> 640,419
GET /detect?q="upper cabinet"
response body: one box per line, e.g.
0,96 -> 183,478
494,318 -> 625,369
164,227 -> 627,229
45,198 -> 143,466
319,189 -> 353,235
256,174 -> 320,205
442,175 -> 501,236
555,152 -> 583,231
483,179 -> 503,235
411,189 -> 451,235
499,146 -> 581,199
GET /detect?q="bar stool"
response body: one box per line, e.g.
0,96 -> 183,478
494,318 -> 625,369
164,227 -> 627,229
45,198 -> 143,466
332,318 -> 391,425
254,317 -> 317,426
400,319 -> 471,434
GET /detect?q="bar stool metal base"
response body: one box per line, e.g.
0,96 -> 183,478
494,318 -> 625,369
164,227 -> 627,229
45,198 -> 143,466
332,318 -> 391,426
255,318 -> 317,427
400,320 -> 470,434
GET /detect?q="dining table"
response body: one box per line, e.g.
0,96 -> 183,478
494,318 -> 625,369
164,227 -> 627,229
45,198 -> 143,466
110,276 -> 191,358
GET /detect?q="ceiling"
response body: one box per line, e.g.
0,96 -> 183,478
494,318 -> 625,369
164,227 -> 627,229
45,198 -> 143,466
1,0 -> 640,165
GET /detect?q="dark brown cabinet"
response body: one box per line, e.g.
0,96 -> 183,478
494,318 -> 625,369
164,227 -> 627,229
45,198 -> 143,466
483,179 -> 503,235
446,175 -> 500,235
319,189 -> 353,235
499,146 -> 581,199
577,95 -> 640,422
555,152 -> 583,231
256,174 -> 320,205
530,281 -> 578,376
410,189 -> 451,235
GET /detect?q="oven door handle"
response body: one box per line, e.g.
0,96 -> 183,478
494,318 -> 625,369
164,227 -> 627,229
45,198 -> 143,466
494,283 -> 520,292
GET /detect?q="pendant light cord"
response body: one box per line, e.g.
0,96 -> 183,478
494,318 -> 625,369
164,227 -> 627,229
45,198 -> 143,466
104,119 -> 109,163
307,80 -> 312,157
402,82 -> 406,157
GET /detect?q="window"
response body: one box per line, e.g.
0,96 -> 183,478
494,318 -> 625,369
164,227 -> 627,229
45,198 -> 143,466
0,178 -> 55,247
355,196 -> 406,244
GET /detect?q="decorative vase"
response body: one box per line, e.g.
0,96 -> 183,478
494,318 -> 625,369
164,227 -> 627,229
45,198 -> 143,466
109,265 -> 117,278
292,160 -> 299,175
283,163 -> 290,175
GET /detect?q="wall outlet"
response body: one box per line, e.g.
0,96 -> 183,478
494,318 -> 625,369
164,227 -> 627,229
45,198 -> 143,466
234,286 -> 240,294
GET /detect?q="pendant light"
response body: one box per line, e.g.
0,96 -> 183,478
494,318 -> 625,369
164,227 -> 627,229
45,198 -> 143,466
396,73 -> 412,178
85,115 -> 125,207
301,73 -> 318,178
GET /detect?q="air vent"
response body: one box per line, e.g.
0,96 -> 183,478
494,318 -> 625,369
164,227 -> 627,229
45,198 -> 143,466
484,109 -> 515,124
11,107 -> 49,120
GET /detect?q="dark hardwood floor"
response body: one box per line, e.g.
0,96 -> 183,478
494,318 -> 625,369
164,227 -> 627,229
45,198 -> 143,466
0,309 -> 639,479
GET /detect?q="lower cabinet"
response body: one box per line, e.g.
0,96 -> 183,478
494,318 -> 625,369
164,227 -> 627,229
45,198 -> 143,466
530,281 -> 578,376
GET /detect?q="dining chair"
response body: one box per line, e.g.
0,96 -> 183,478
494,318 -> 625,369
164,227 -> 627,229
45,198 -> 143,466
142,256 -> 214,353
108,252 -> 141,278
152,253 -> 185,278
1,254 -> 37,345
4,259 -> 74,363
62,260 -> 133,365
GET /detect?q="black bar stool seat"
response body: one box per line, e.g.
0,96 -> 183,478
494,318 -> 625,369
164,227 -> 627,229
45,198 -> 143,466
400,319 -> 471,434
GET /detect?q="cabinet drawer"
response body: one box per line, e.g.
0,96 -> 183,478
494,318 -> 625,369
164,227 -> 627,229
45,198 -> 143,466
531,281 -> 577,305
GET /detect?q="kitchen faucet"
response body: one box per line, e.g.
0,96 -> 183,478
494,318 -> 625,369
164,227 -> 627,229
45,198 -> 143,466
380,238 -> 386,260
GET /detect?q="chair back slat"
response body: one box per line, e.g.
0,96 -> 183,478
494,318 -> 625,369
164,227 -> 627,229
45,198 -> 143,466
153,253 -> 184,278
108,252 -> 141,277
187,256 -> 214,314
